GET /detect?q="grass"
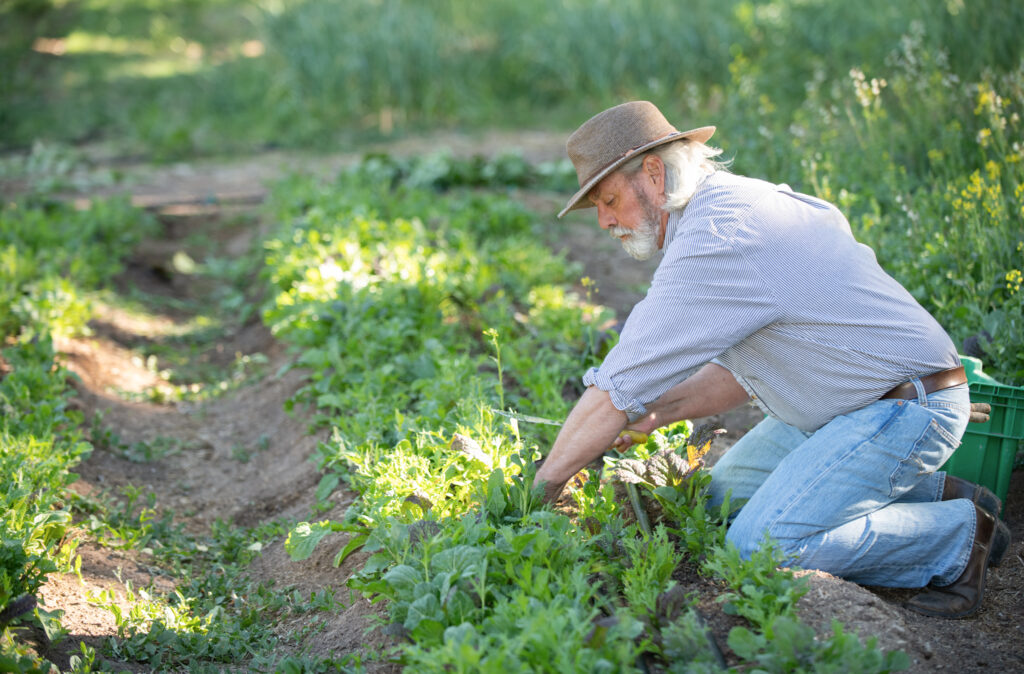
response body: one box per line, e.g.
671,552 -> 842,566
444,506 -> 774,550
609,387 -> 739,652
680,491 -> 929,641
4,1 -> 1022,153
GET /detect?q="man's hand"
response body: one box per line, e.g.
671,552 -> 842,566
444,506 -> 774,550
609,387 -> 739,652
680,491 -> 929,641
610,421 -> 657,451
534,364 -> 749,503
533,387 -> 627,503
969,402 -> 991,424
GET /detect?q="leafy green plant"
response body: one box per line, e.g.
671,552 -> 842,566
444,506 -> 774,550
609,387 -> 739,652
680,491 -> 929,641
0,194 -> 156,666
619,526 -> 682,622
702,542 -> 807,630
661,608 -> 729,673
0,339 -> 89,635
728,616 -> 910,674
0,197 -> 156,337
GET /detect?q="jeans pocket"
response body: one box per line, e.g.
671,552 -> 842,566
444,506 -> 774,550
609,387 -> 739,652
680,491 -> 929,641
888,418 -> 961,498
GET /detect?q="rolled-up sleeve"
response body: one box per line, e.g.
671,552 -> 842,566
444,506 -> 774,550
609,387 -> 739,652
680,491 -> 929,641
582,366 -> 649,419
583,219 -> 778,419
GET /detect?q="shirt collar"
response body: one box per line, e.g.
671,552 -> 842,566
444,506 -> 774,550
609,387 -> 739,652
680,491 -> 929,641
663,210 -> 682,249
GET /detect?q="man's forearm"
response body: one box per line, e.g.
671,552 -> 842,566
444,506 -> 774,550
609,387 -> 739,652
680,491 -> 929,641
614,364 -> 751,445
533,386 -> 626,501
534,365 -> 748,501
645,363 -> 750,427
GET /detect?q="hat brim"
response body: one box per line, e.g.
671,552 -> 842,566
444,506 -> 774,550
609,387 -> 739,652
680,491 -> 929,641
557,125 -> 716,218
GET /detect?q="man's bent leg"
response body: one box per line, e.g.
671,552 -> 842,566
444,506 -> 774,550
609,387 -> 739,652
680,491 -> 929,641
726,387 -> 973,588
708,416 -> 810,509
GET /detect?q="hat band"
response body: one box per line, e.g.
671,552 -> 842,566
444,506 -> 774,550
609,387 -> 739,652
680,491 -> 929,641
579,131 -> 683,187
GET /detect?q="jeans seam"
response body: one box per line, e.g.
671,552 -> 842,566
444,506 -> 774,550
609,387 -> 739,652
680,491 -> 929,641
888,419 -> 941,498
929,418 -> 959,447
929,472 -> 944,502
928,400 -> 968,408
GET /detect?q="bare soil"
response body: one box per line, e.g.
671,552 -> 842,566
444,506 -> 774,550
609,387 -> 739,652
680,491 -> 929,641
23,143 -> 1024,671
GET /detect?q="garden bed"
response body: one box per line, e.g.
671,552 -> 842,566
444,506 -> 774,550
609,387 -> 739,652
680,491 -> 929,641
2,147 -> 1021,672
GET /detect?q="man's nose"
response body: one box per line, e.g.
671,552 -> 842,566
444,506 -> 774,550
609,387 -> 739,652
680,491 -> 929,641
596,205 -> 615,230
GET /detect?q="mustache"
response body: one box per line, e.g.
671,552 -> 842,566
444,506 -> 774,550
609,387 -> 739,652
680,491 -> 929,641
609,227 -> 632,238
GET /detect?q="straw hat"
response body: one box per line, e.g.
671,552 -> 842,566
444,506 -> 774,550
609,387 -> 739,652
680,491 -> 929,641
558,101 -> 715,218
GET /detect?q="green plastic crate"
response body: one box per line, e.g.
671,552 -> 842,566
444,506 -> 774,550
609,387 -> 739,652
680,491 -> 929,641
939,356 -> 1024,512
941,431 -> 1019,513
965,381 -> 1024,439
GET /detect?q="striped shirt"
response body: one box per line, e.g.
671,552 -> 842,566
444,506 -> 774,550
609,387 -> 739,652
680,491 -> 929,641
583,171 -> 959,432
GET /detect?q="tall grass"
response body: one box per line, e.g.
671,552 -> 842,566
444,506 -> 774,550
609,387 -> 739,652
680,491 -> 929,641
4,0 -> 1021,151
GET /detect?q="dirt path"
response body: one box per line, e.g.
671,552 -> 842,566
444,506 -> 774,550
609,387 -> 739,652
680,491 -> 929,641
35,197 -> 390,669
32,144 -> 1024,671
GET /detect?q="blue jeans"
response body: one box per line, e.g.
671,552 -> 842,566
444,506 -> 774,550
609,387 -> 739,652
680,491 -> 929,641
709,382 -> 973,587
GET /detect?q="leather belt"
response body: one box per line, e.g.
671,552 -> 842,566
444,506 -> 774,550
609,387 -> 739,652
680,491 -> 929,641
881,366 -> 967,401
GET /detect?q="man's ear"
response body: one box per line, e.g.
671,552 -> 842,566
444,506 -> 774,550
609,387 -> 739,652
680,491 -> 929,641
642,154 -> 665,189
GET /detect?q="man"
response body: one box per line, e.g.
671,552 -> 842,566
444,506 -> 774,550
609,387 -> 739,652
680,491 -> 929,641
534,101 -> 1010,618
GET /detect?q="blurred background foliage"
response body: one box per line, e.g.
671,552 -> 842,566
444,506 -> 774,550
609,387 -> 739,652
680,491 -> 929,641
2,0 -> 1023,381
3,0 -> 1021,156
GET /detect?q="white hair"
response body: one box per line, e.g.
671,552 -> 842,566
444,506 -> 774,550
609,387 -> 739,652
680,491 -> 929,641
620,140 -> 729,212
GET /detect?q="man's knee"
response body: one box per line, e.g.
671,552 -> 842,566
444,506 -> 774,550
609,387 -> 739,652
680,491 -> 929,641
707,461 -> 737,509
724,523 -> 758,559
724,509 -> 805,562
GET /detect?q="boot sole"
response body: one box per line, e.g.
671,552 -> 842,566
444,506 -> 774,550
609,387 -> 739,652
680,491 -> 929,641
903,595 -> 986,619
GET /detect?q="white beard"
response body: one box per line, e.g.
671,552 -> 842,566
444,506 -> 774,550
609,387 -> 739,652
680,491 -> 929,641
613,222 -> 659,260
610,190 -> 663,260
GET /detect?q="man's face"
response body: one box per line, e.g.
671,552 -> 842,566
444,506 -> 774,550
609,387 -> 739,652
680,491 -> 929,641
589,168 -> 666,261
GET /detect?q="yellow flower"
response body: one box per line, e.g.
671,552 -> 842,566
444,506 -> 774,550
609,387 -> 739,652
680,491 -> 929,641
977,128 -> 992,147
975,87 -> 993,116
1006,269 -> 1023,293
985,160 -> 1000,181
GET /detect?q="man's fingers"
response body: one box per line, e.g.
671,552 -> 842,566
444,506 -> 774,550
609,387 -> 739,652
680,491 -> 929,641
619,430 -> 649,444
540,478 -> 567,503
969,401 -> 991,424
610,430 -> 648,453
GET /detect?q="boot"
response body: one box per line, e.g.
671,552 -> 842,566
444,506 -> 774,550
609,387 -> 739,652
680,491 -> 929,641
904,504 -> 996,619
943,474 -> 1001,515
942,475 -> 1010,566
